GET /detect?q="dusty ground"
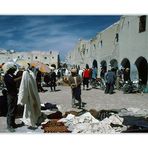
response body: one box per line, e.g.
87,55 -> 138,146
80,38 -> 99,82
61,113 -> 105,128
0,85 -> 148,133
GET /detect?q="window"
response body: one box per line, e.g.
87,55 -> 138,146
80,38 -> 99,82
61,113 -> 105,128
139,15 -> 146,33
52,57 -> 54,59
44,57 -> 47,59
128,21 -> 130,27
28,57 -> 30,59
18,56 -> 20,58
100,40 -> 103,48
82,48 -> 85,55
115,33 -> 119,42
50,51 -> 52,54
35,56 -> 38,59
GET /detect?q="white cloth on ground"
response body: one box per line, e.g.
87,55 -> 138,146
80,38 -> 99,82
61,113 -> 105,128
18,70 -> 41,127
58,112 -> 126,133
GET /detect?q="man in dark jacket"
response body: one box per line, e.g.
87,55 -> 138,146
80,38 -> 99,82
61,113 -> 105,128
49,69 -> 57,91
105,68 -> 116,94
36,68 -> 45,92
3,64 -> 22,132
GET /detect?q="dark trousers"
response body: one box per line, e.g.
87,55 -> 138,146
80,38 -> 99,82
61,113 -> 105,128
50,81 -> 56,91
7,94 -> 18,128
105,83 -> 114,94
72,87 -> 81,107
37,81 -> 44,92
83,78 -> 89,89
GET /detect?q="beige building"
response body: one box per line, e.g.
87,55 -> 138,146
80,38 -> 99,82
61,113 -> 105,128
66,15 -> 148,85
0,50 -> 59,68
119,16 -> 148,85
66,21 -> 120,71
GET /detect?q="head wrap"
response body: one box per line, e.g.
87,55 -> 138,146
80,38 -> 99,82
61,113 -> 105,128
2,62 -> 16,74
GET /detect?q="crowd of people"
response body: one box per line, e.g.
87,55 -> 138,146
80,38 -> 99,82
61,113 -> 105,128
0,61 -> 132,132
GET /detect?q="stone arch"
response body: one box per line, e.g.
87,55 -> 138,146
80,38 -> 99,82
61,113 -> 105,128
121,58 -> 131,81
100,60 -> 107,72
92,59 -> 98,68
86,64 -> 89,69
121,58 -> 130,69
51,64 -> 56,69
110,59 -> 118,69
110,59 -> 118,74
135,56 -> 148,85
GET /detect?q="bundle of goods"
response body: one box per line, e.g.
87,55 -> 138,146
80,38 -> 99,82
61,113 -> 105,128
63,109 -> 87,118
62,76 -> 69,86
63,111 -> 79,117
41,119 -> 71,133
47,111 -> 63,119
89,109 -> 118,121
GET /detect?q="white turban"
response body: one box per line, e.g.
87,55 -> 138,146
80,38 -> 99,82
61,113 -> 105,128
2,62 -> 16,74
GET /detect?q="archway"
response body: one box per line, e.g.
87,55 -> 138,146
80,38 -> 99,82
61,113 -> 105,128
121,58 -> 130,69
51,64 -> 56,69
110,59 -> 118,69
100,60 -> 107,79
92,59 -> 98,68
86,64 -> 89,69
121,58 -> 131,81
100,60 -> 107,71
135,56 -> 148,85
110,59 -> 118,73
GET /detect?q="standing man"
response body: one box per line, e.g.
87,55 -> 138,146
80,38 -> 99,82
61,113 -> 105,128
49,68 -> 57,92
105,68 -> 116,94
3,62 -> 22,132
69,68 -> 82,109
36,68 -> 45,92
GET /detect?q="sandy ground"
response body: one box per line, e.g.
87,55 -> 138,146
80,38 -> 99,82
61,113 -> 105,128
0,85 -> 148,133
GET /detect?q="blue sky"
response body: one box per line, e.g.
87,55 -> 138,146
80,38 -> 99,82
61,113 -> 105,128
0,15 -> 120,60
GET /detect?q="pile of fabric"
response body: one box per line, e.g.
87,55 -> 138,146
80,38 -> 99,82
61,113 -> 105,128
41,107 -> 148,133
58,112 -> 126,133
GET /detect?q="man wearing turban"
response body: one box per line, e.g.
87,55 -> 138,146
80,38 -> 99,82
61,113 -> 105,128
3,62 -> 22,132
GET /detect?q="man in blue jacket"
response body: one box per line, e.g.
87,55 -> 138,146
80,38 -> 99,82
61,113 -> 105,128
105,68 -> 116,94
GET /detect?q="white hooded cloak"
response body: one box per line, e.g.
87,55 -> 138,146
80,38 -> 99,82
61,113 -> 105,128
18,70 -> 41,127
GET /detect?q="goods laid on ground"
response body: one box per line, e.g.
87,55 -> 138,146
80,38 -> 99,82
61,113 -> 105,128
58,112 -> 126,133
40,107 -> 148,133
41,119 -> 70,133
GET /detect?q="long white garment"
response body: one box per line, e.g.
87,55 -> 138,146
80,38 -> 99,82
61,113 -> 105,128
18,70 -> 41,127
